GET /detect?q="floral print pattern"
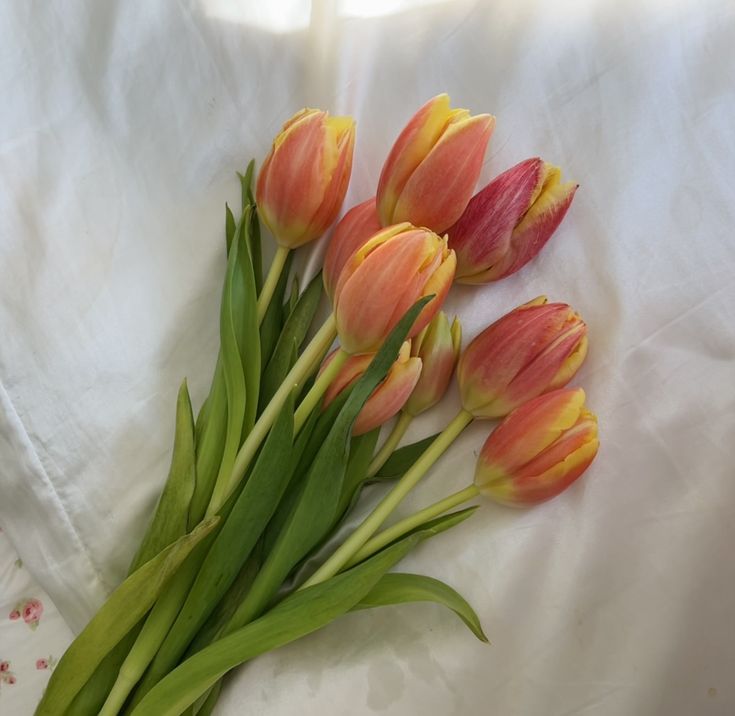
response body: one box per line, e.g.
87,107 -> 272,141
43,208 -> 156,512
0,526 -> 73,712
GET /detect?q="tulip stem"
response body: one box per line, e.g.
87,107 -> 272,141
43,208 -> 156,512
367,411 -> 414,477
293,348 -> 349,434
300,408 -> 474,588
345,484 -> 479,568
206,314 -> 337,516
256,246 -> 290,325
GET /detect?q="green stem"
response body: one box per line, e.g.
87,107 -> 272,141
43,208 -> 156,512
300,408 -> 474,588
206,314 -> 337,516
256,246 -> 290,325
98,566 -> 193,716
366,411 -> 413,478
345,484 -> 479,568
293,348 -> 348,434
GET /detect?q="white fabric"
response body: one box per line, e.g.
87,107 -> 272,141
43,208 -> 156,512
2,0 -> 735,714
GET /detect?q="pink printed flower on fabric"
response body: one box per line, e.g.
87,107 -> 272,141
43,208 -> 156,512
457,297 -> 588,419
22,599 -> 43,629
333,223 -> 456,355
474,388 -> 599,507
321,342 -> 422,436
0,661 -> 9,672
36,659 -> 49,670
449,158 -> 578,283
256,108 -> 356,249
323,198 -> 382,300
377,94 -> 495,233
8,610 -> 20,621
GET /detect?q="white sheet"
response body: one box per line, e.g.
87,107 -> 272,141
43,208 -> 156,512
1,0 -> 734,714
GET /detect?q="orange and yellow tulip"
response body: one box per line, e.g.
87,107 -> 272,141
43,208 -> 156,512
321,342 -> 422,435
457,297 -> 588,419
256,108 -> 355,249
377,94 -> 495,233
333,224 -> 456,355
474,388 -> 599,506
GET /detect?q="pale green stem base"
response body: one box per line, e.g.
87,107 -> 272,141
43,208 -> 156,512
345,484 -> 479,568
98,566 -> 191,716
300,409 -> 474,588
366,411 -> 413,478
256,246 -> 290,325
293,348 -> 348,434
206,314 -> 337,516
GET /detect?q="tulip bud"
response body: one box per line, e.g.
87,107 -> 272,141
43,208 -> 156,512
334,223 -> 456,355
457,297 -> 588,419
474,388 -> 599,506
377,94 -> 495,233
449,158 -> 578,283
321,342 -> 422,435
404,312 -> 461,416
323,198 -> 382,300
256,108 -> 356,249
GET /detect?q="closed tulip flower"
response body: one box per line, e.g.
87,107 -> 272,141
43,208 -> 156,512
405,312 -> 461,416
323,198 -> 382,300
474,388 -> 599,506
321,342 -> 422,435
377,94 -> 495,233
256,108 -> 356,249
457,297 -> 588,419
449,158 -> 578,283
333,223 -> 456,355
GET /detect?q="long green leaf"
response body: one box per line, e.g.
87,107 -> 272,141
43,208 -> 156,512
34,518 -> 219,716
130,380 -> 196,570
139,395 -> 296,688
354,572 -> 488,642
372,433 -> 439,480
222,297 -> 433,634
337,429 -> 381,517
259,271 -> 323,411
130,537 -> 420,716
224,203 -> 236,255
243,165 -> 263,294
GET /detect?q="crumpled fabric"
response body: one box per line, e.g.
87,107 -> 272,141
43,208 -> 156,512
1,0 -> 734,714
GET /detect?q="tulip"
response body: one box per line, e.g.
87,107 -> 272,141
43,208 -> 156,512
457,297 -> 588,419
323,198 -> 382,300
256,108 -> 356,249
333,223 -> 456,355
377,94 -> 495,232
348,388 -> 599,565
474,388 -> 599,506
405,312 -> 462,416
449,158 -> 578,283
321,342 -> 422,435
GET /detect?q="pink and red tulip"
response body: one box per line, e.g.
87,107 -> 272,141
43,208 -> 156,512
457,297 -> 588,419
323,198 -> 382,300
321,342 -> 422,435
334,223 -> 456,355
474,388 -> 599,506
449,158 -> 578,283
405,312 -> 461,416
256,108 -> 356,249
377,94 -> 495,233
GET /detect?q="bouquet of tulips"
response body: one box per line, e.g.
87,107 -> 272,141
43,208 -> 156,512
35,94 -> 599,716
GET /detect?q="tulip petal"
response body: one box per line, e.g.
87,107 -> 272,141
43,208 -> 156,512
393,114 -> 495,232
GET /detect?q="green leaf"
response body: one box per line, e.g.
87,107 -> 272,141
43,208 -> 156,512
259,271 -> 323,411
337,429 -> 380,517
285,275 -> 300,317
189,358 -> 228,526
354,572 -> 488,642
241,163 -> 263,293
222,297 -> 433,633
130,381 -> 196,570
259,251 -> 293,375
224,203 -> 236,255
34,518 -> 219,716
372,433 -> 439,480
139,395 -> 296,688
129,537 -> 421,716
